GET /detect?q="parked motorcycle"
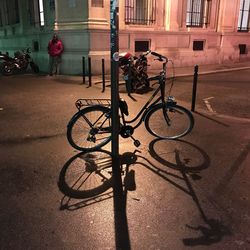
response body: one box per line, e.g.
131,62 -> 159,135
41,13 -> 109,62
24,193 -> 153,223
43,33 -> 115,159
119,51 -> 150,93
0,48 -> 39,76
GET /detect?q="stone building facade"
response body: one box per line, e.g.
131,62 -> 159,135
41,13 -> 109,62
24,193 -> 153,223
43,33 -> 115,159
0,0 -> 250,74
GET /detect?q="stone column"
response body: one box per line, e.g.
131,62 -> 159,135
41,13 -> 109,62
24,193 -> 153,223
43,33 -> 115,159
165,0 -> 182,31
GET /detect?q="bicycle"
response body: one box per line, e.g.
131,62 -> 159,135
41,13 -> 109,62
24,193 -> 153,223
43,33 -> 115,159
67,51 -> 194,151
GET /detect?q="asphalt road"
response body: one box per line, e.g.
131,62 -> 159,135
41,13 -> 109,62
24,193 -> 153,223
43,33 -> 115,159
170,69 -> 250,119
0,71 -> 250,249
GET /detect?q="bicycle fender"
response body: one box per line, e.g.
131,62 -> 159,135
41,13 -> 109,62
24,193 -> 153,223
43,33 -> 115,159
67,105 -> 110,127
143,102 -> 177,121
143,103 -> 164,121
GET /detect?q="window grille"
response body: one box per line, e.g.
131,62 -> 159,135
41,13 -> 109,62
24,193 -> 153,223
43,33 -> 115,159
0,11 -> 2,26
0,1 -> 7,26
125,0 -> 156,25
186,0 -> 211,27
238,0 -> 250,31
49,0 -> 55,10
28,0 -> 35,24
6,0 -> 19,25
92,0 -> 104,7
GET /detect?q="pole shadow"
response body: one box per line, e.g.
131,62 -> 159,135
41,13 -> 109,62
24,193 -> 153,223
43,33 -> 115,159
58,149 -> 138,250
146,138 -> 231,246
58,140 -> 231,248
194,111 -> 229,127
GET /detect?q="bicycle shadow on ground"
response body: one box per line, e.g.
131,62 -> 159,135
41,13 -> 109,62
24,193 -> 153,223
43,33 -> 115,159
147,138 -> 231,246
58,149 -> 137,250
58,139 -> 231,248
58,149 -> 113,204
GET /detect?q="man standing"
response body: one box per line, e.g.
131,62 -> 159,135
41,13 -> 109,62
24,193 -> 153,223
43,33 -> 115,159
48,34 -> 64,76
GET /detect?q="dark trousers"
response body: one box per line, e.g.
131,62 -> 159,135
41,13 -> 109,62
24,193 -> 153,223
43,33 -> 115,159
49,56 -> 61,75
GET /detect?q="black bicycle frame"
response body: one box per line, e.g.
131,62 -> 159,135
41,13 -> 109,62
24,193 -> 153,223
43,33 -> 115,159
122,82 -> 163,129
121,61 -> 170,130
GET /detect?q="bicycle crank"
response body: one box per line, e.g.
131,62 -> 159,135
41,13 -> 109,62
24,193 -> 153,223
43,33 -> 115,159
120,125 -> 134,138
120,125 -> 141,147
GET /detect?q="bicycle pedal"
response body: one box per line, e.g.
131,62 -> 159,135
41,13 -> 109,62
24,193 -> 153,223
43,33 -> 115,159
134,140 -> 141,147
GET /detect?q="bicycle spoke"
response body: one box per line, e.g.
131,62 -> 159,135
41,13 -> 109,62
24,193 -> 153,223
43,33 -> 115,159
146,104 -> 194,139
67,106 -> 112,151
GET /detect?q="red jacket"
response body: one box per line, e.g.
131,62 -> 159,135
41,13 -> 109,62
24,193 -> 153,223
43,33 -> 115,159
48,39 -> 64,57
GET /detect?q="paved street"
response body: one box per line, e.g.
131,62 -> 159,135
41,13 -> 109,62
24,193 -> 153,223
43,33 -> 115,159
0,69 -> 250,249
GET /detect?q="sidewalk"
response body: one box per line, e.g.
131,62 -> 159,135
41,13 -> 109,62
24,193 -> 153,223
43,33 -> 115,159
1,69 -> 250,249
54,60 -> 250,84
174,60 -> 250,77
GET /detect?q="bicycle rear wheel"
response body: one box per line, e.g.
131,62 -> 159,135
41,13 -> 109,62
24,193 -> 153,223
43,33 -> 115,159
145,104 -> 194,139
67,105 -> 112,151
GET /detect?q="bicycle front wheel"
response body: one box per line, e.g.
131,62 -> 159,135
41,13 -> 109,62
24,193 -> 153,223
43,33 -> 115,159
145,104 -> 194,139
67,105 -> 112,151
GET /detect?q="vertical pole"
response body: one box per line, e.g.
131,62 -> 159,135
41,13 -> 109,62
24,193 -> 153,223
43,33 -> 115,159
110,0 -> 120,178
111,1 -> 130,249
82,56 -> 86,84
191,65 -> 199,112
102,58 -> 105,92
88,57 -> 92,87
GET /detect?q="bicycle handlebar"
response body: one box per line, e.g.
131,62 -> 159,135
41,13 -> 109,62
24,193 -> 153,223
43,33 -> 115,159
150,51 -> 168,62
138,50 -> 168,62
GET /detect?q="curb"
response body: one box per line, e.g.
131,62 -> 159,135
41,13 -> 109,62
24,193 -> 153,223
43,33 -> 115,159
175,66 -> 250,78
39,65 -> 250,83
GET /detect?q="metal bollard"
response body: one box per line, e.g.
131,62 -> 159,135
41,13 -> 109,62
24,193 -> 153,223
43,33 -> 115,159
102,58 -> 105,92
82,56 -> 86,84
191,65 -> 199,112
88,57 -> 92,87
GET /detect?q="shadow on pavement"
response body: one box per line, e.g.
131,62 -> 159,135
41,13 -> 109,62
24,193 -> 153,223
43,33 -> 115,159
214,141 -> 250,196
194,111 -> 230,127
182,218 -> 231,246
147,138 -> 231,246
58,149 -> 137,250
52,76 -> 83,85
58,139 -> 231,248
148,138 -> 211,172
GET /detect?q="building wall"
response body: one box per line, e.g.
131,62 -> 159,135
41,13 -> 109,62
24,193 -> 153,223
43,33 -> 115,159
0,0 -> 56,72
0,0 -> 250,75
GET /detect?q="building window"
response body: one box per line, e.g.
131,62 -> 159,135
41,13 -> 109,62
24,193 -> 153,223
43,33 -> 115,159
0,10 -> 3,27
238,0 -> 250,31
33,40 -> 39,52
91,0 -> 104,7
186,0 -> 211,27
239,44 -> 247,54
28,0 -> 45,27
125,0 -> 156,25
135,40 -> 150,52
193,40 -> 205,50
49,0 -> 55,10
6,0 -> 20,25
